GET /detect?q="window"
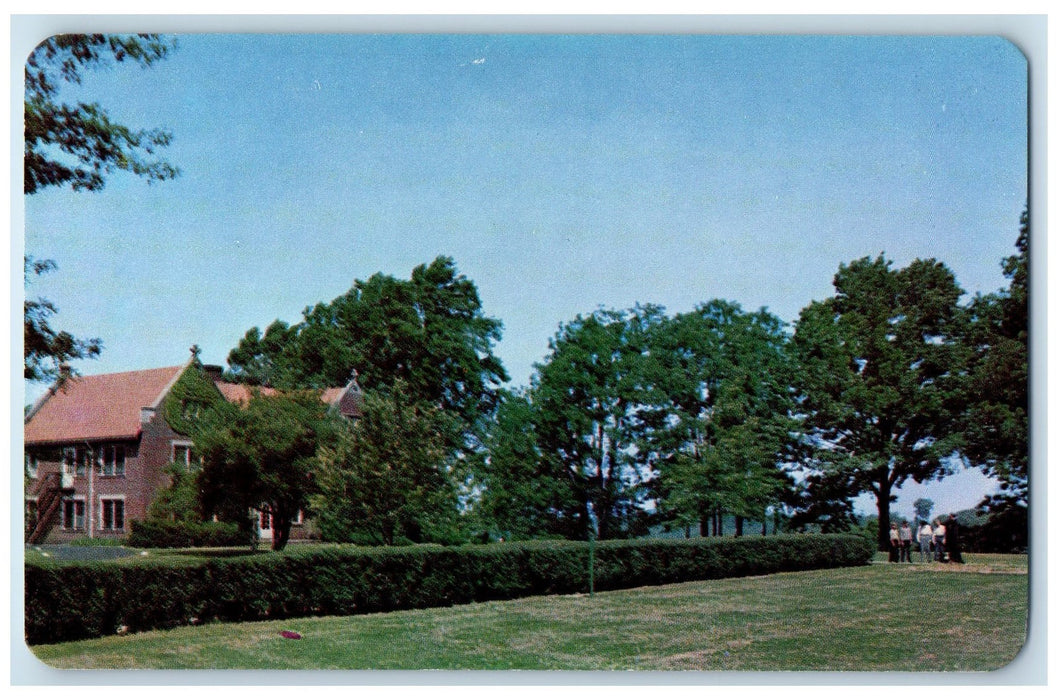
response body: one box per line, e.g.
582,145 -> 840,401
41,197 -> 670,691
62,499 -> 85,530
172,442 -> 199,471
98,445 -> 126,477
25,453 -> 38,479
62,446 -> 90,476
292,510 -> 304,525
100,499 -> 125,531
259,509 -> 271,530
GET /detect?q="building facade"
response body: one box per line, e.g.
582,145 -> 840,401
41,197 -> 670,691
24,355 -> 362,544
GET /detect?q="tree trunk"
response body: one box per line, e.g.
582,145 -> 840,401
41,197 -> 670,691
876,476 -> 893,552
716,510 -> 724,537
735,515 -> 744,537
272,513 -> 291,551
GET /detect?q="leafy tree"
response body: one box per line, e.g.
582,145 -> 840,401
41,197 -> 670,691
310,382 -> 460,545
959,210 -> 1028,502
791,256 -> 967,549
25,33 -> 179,194
195,391 -> 333,551
529,305 -> 665,540
225,320 -> 297,388
474,389 -> 578,539
647,301 -> 796,537
226,256 -> 508,451
913,497 -> 934,525
24,34 -> 178,382
146,463 -> 201,522
24,256 -> 101,382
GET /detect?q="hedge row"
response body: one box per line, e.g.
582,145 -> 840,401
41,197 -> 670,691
124,519 -> 249,549
25,533 -> 872,645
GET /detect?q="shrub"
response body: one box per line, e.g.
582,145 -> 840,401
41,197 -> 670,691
25,533 -> 872,645
124,519 -> 249,549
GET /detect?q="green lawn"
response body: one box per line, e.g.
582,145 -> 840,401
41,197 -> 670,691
29,553 -> 1027,672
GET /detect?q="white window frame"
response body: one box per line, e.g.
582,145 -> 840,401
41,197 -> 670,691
97,444 -> 126,477
62,497 -> 86,531
25,453 -> 38,479
98,496 -> 126,532
171,441 -> 199,470
62,446 -> 88,477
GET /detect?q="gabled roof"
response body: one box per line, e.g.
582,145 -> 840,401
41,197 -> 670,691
25,362 -> 365,447
24,365 -> 186,445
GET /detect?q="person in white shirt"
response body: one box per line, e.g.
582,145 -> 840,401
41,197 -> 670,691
918,521 -> 933,562
932,519 -> 947,562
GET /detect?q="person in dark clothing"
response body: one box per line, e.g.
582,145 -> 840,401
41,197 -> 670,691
945,514 -> 964,564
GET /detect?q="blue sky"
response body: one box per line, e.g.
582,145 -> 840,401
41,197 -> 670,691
19,33 -> 1027,516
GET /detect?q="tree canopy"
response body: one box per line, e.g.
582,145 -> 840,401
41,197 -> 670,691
25,33 -> 179,194
311,382 -> 460,546
791,255 -> 967,548
195,391 -> 334,551
226,256 -> 508,451
24,33 -> 179,383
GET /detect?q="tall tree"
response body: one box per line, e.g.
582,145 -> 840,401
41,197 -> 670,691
24,34 -> 178,382
195,391 -> 332,551
226,256 -> 508,451
791,256 -> 966,549
310,382 -> 459,545
530,305 -> 665,540
474,389 -> 579,539
647,301 -> 796,536
957,209 -> 1029,549
959,209 -> 1028,498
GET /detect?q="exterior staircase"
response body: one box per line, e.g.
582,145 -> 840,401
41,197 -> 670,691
27,472 -> 67,544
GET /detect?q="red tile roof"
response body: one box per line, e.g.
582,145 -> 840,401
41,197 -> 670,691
214,382 -> 279,404
24,365 -> 186,445
25,365 -> 365,446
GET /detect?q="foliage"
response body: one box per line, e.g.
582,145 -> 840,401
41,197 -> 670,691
25,533 -> 872,645
162,363 -> 225,436
23,256 -> 101,382
24,33 -> 179,194
195,391 -> 334,551
225,256 -> 508,452
146,464 -> 203,523
958,208 -> 1028,544
124,519 -> 247,549
529,305 -> 666,539
24,34 -> 178,382
913,497 -> 934,524
474,389 -> 575,540
791,255 -> 967,549
311,383 -> 462,546
647,301 -> 797,536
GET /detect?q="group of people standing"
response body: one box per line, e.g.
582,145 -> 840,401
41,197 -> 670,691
889,515 -> 963,563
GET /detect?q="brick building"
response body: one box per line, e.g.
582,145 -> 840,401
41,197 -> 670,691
24,354 -> 363,544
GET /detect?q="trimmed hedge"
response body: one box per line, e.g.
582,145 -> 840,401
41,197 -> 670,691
25,533 -> 872,645
124,519 -> 249,549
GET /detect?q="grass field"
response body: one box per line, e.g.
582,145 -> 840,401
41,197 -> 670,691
28,553 -> 1027,672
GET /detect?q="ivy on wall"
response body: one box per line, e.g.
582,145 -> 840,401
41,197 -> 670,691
162,365 -> 223,436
